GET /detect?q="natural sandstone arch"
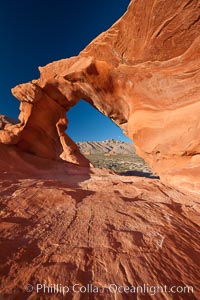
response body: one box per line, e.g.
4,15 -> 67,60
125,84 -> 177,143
0,0 -> 200,193
2,56 -> 132,166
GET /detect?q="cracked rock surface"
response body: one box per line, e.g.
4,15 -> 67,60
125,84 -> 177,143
0,145 -> 199,299
0,0 -> 200,299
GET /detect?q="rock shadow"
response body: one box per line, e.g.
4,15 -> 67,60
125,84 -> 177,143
0,237 -> 40,265
66,189 -> 95,204
119,170 -> 159,179
0,216 -> 32,226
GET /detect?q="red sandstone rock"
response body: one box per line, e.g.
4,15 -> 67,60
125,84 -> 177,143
0,2 -> 200,297
0,0 -> 199,193
0,144 -> 199,299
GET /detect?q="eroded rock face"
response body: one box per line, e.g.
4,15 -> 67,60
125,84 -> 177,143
0,2 -> 200,297
0,145 -> 199,299
0,0 -> 200,193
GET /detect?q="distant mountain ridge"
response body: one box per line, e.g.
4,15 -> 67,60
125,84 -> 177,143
77,139 -> 135,155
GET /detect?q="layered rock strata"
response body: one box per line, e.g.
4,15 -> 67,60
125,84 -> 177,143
0,145 -> 199,299
0,1 -> 199,192
0,1 -> 200,298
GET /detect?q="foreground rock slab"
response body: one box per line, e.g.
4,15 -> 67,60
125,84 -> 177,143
0,145 -> 199,299
0,0 -> 200,298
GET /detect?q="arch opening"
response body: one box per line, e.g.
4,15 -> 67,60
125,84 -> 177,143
66,99 -> 154,177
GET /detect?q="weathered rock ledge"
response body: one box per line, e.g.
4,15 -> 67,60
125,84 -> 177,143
0,145 -> 199,299
0,0 -> 200,298
0,0 -> 199,194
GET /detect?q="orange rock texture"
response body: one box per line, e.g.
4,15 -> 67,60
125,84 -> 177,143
0,0 -> 200,193
0,145 -> 199,299
0,1 -> 200,298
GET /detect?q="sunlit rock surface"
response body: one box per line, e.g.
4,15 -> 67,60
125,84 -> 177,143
0,144 -> 199,299
0,0 -> 200,299
0,0 -> 199,193
1,0 -> 200,191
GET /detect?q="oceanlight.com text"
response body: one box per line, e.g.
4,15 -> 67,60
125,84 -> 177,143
25,282 -> 194,296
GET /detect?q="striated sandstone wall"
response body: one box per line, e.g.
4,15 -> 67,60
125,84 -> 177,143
0,0 -> 200,193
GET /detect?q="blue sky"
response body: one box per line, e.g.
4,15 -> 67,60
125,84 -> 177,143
0,0 -> 131,142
